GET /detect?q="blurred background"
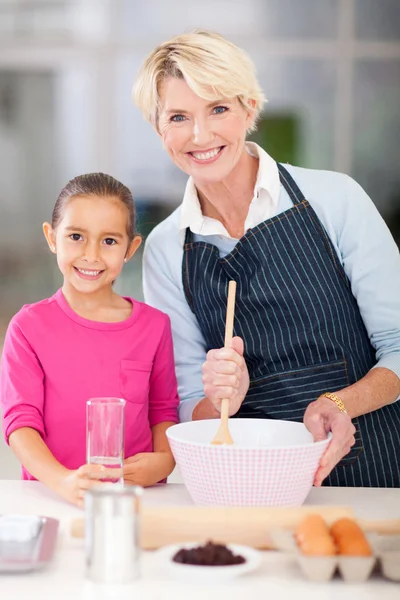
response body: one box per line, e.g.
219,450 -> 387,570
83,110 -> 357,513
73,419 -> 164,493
0,0 -> 399,477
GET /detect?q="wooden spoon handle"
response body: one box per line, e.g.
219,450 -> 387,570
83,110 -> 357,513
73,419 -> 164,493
221,281 -> 237,422
224,281 -> 237,347
220,397 -> 230,423
210,281 -> 237,446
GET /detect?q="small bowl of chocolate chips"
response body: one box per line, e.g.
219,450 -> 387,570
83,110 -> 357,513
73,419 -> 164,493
157,540 -> 262,582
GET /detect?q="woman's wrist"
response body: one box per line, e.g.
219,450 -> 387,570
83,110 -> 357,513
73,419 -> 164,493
318,392 -> 347,414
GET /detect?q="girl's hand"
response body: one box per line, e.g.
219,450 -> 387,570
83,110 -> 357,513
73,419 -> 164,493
57,464 -> 106,507
123,452 -> 175,487
202,336 -> 249,416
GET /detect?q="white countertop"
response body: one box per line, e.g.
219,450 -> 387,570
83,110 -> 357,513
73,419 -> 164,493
0,481 -> 399,599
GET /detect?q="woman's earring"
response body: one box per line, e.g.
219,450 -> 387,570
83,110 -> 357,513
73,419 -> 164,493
124,258 -> 127,263
51,246 -> 56,252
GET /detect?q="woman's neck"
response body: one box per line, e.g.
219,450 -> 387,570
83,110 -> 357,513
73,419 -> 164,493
194,149 -> 259,239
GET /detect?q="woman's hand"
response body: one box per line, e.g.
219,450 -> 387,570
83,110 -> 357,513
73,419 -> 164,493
303,396 -> 356,486
124,452 -> 175,487
202,336 -> 249,416
56,464 -> 106,507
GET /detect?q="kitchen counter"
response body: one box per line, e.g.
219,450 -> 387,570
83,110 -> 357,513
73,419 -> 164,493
0,481 -> 399,599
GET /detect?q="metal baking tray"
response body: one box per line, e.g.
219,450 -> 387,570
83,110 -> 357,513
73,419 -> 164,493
0,515 -> 59,573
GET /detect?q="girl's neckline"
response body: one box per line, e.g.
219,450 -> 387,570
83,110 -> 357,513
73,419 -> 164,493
54,288 -> 141,331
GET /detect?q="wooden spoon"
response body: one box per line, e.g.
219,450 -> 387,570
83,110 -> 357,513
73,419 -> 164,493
211,280 -> 237,446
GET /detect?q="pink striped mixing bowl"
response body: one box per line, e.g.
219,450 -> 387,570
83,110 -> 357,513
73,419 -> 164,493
167,419 -> 331,506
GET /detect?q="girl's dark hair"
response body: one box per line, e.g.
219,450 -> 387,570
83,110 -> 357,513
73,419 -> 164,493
52,173 -> 138,241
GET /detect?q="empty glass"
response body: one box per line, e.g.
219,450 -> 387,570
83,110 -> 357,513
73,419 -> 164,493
86,398 -> 126,485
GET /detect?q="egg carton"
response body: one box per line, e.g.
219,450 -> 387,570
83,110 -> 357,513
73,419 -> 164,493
270,528 -> 400,583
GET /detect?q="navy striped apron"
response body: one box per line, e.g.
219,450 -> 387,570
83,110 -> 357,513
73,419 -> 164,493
182,164 -> 400,487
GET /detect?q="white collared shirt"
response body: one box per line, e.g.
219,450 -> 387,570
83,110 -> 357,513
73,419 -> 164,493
179,142 -> 281,241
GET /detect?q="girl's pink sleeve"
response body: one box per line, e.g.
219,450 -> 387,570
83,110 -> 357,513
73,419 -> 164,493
0,319 -> 45,443
148,315 -> 180,427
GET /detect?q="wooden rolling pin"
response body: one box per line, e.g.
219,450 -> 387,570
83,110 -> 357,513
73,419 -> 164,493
358,518 -> 400,535
71,505 -> 360,549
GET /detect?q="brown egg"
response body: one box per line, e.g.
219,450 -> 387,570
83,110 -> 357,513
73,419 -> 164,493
330,518 -> 372,556
295,514 -> 336,556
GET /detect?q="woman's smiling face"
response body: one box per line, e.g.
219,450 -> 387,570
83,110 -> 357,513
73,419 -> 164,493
158,77 -> 254,185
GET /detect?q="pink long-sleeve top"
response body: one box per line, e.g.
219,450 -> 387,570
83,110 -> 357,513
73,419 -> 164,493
0,289 -> 179,479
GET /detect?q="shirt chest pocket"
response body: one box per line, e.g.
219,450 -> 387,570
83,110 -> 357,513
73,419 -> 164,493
120,359 -> 152,404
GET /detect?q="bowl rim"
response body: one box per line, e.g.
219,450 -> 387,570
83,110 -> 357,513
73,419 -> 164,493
166,419 -> 332,451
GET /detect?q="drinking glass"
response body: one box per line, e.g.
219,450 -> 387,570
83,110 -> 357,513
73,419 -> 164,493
86,398 -> 125,485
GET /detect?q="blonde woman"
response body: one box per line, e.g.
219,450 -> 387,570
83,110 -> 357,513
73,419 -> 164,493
133,30 -> 400,487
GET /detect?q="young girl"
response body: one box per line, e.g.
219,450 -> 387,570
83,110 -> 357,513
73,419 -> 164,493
0,173 -> 179,506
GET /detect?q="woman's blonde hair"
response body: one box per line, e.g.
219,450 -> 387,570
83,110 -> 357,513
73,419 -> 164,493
132,30 -> 265,133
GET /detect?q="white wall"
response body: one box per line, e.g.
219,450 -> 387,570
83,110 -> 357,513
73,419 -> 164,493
0,428 -> 20,479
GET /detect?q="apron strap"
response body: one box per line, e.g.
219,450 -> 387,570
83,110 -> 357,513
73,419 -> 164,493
184,227 -> 192,245
278,163 -> 307,206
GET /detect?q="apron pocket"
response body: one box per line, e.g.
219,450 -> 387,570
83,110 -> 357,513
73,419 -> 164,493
241,359 -> 363,466
120,359 -> 152,404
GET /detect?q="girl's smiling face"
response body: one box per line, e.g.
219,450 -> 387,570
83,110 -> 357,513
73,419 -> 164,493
158,77 -> 255,185
43,194 -> 141,295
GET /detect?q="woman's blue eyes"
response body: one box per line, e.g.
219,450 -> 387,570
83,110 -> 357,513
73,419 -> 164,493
69,234 -> 116,245
171,114 -> 186,122
170,106 -> 228,122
